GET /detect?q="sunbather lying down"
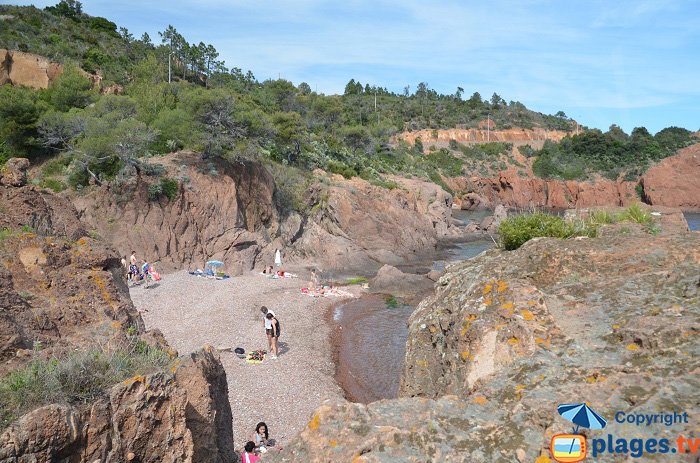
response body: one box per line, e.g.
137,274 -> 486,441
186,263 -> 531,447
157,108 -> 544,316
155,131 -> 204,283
270,270 -> 298,279
301,286 -> 354,298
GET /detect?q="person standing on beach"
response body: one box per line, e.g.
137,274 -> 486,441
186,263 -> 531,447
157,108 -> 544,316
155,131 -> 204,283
128,251 -> 138,283
261,306 -> 275,354
274,248 -> 282,268
266,313 -> 280,359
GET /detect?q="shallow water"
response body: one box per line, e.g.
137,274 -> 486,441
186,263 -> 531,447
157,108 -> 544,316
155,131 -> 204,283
335,238 -> 493,404
334,295 -> 414,403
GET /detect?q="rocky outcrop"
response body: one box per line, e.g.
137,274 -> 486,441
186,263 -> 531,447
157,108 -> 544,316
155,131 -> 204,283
0,49 -> 63,89
270,397 -> 493,463
277,210 -> 698,462
396,128 -> 572,145
477,204 -> 507,233
71,153 -> 465,275
0,158 -> 29,187
291,171 -> 462,271
369,264 -> 433,299
0,184 -> 139,374
73,153 -> 279,275
0,347 -> 235,463
447,170 -> 639,210
641,143 -> 700,211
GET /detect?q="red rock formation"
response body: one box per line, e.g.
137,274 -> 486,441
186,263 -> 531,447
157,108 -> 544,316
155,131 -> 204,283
73,153 -> 279,275
0,348 -> 235,463
641,143 -> 700,211
291,172 -> 461,270
0,183 -> 141,374
447,170 -> 638,210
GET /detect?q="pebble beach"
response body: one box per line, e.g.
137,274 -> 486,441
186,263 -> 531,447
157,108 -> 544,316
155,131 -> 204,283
130,270 -> 358,449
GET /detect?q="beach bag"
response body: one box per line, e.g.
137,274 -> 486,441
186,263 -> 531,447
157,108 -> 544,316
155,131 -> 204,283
273,317 -> 281,337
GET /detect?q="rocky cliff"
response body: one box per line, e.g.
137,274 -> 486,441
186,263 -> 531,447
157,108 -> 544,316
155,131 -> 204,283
0,347 -> 234,463
641,142 -> 700,210
0,165 -> 235,462
395,128 -> 571,145
275,209 -> 699,462
447,170 -> 639,210
290,171 -> 462,271
0,182 -> 140,374
0,49 -> 63,89
73,153 -> 280,275
71,153 -> 464,275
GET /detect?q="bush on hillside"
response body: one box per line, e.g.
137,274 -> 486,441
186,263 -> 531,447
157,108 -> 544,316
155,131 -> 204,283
0,339 -> 171,430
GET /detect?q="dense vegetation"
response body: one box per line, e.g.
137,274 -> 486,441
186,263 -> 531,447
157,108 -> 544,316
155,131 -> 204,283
0,1 -> 696,209
530,126 -> 695,181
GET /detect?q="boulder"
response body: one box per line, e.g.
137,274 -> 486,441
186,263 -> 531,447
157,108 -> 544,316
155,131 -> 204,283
0,157 -> 30,187
460,192 -> 490,210
0,348 -> 235,463
369,265 -> 433,299
478,204 -> 507,233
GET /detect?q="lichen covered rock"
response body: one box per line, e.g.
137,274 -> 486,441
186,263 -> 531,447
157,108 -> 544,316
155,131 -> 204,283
0,348 -> 234,463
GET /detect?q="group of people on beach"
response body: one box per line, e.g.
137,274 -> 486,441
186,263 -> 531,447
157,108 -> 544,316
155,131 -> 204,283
121,251 -> 160,288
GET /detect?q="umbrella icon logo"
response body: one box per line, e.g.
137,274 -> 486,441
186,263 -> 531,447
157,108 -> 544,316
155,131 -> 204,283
550,403 -> 607,463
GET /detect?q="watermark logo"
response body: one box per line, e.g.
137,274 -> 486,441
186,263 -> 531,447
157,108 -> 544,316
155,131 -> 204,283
551,403 -> 607,463
550,403 -> 697,460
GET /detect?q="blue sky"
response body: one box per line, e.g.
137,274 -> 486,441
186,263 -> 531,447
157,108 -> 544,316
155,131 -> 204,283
7,0 -> 700,133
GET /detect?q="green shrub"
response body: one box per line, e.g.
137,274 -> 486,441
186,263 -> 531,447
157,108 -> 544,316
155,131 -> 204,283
40,178 -> 66,192
618,203 -> 651,224
344,277 -> 368,285
498,212 -> 586,250
141,162 -> 166,177
518,144 -> 536,158
0,340 -> 171,430
160,177 -> 179,200
588,209 -> 615,226
327,160 -> 357,179
148,177 -> 179,201
0,227 -> 12,241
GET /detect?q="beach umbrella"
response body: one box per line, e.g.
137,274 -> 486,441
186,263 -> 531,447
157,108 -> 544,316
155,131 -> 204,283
557,403 -> 607,431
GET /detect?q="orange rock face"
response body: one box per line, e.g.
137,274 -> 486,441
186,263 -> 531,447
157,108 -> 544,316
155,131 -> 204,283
395,128 -> 571,145
641,143 -> 700,211
0,49 -> 63,89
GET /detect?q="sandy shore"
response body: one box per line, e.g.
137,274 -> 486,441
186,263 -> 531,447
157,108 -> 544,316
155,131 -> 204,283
130,270 -> 359,449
